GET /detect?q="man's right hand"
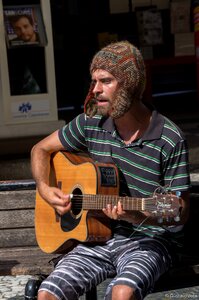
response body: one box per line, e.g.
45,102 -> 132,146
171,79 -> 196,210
38,183 -> 71,215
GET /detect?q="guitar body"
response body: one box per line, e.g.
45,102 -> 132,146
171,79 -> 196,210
35,151 -> 119,254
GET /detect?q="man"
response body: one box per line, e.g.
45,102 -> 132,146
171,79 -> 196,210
9,14 -> 39,44
31,41 -> 190,300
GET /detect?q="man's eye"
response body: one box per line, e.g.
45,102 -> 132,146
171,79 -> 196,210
102,79 -> 112,84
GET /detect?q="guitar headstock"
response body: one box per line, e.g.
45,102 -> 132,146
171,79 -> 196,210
152,191 -> 182,223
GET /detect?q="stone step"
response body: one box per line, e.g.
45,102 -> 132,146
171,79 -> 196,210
0,157 -> 32,180
0,179 -> 35,191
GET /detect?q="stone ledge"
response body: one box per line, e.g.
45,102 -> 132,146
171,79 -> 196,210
0,120 -> 65,139
0,247 -> 58,276
0,120 -> 65,156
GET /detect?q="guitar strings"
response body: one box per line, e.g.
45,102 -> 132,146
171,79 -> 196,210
70,194 -> 157,210
69,194 -> 177,215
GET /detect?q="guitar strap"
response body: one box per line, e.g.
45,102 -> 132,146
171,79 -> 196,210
117,168 -> 130,197
48,254 -> 65,268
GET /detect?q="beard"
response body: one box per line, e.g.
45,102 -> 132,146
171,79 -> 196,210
95,89 -> 132,119
85,86 -> 134,119
109,87 -> 132,119
85,97 -> 111,118
84,98 -> 98,118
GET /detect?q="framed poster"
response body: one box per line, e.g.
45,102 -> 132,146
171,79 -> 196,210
0,0 -> 58,125
3,5 -> 47,48
136,8 -> 163,46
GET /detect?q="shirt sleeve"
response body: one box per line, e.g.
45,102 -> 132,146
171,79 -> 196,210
58,113 -> 88,152
162,138 -> 190,192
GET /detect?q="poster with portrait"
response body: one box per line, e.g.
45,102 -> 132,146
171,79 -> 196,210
3,5 -> 47,48
136,8 -> 163,46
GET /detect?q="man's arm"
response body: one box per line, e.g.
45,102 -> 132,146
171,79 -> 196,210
31,130 -> 71,215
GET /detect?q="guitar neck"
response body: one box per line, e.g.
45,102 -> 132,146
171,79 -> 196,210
72,194 -> 153,211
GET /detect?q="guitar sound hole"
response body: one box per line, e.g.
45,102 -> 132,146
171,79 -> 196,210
71,187 -> 82,216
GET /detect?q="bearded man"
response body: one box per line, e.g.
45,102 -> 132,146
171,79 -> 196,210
31,41 -> 190,300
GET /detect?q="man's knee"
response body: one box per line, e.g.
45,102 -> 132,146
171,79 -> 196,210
38,290 -> 57,300
112,284 -> 137,300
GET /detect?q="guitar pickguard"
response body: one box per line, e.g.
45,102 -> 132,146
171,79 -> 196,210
61,212 -> 81,232
60,185 -> 83,232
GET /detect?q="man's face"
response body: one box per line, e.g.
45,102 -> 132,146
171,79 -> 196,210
13,17 -> 36,42
91,69 -> 119,117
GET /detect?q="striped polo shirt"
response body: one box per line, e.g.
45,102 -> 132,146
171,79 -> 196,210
58,109 -> 190,238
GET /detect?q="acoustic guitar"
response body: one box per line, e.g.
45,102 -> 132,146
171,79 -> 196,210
35,151 -> 181,254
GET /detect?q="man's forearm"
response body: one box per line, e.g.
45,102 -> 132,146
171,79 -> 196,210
31,145 -> 51,187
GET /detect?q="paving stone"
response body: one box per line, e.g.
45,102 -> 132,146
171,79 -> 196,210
0,275 -> 33,299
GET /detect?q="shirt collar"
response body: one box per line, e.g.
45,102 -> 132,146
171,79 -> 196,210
142,109 -> 164,141
98,109 -> 165,142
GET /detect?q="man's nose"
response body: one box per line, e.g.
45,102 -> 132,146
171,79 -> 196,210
92,82 -> 102,93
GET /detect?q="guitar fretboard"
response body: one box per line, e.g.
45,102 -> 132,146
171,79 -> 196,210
71,194 -> 159,212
